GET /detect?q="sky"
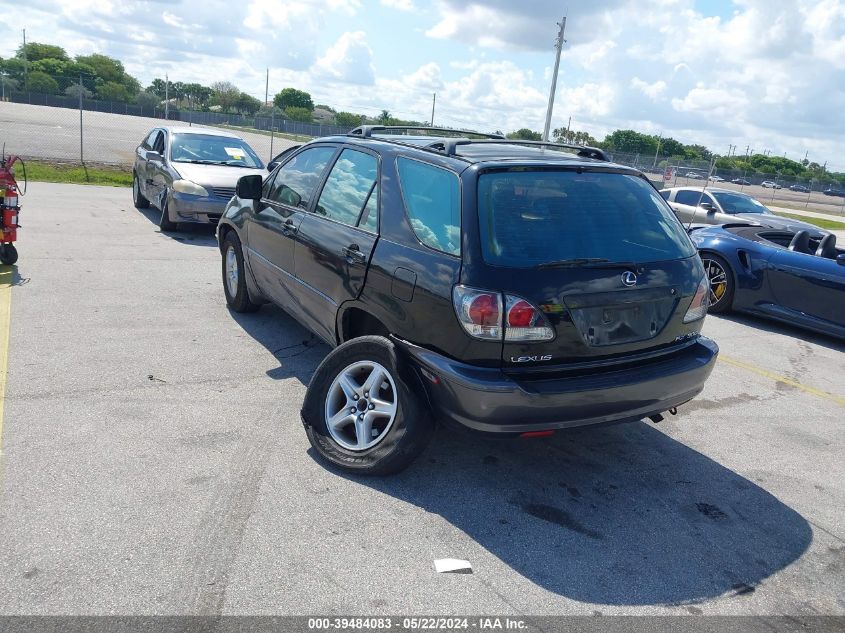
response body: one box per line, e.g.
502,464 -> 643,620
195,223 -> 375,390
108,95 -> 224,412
1,0 -> 844,170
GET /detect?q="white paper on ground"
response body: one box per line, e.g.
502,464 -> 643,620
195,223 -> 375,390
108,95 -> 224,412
434,558 -> 473,574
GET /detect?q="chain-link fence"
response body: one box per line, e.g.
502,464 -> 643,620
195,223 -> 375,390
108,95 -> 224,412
607,151 -> 845,215
0,90 -> 348,168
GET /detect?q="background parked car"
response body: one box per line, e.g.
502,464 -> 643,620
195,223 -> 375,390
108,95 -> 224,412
761,180 -> 782,189
661,187 -> 827,236
685,172 -> 705,179
789,184 -> 810,193
709,175 -> 725,182
133,126 -> 267,231
823,187 -> 845,197
690,224 -> 845,339
731,178 -> 751,185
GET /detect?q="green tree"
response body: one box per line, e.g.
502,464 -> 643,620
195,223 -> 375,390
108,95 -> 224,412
553,127 -> 597,146
335,111 -> 364,128
274,87 -> 314,111
147,78 -> 167,98
26,71 -> 59,93
1,58 -> 28,83
96,81 -> 130,102
284,106 -> 313,122
211,81 -> 240,112
135,91 -> 160,110
17,42 -> 69,62
603,129 -> 657,155
507,128 -> 542,141
75,53 -> 124,83
236,92 -> 262,115
30,58 -> 68,77
378,109 -> 392,124
65,83 -> 92,100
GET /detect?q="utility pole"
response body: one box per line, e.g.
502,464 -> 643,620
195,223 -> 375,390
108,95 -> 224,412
265,68 -> 269,106
79,74 -> 84,164
165,74 -> 169,120
542,16 -> 567,142
652,132 -> 662,170
22,29 -> 28,92
430,93 -> 436,126
803,150 -> 808,163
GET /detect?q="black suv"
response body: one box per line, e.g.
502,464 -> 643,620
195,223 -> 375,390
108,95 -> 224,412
218,126 -> 718,474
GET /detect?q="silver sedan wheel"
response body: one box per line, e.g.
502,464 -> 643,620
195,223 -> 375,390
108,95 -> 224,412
225,246 -> 239,298
701,257 -> 728,308
324,361 -> 398,451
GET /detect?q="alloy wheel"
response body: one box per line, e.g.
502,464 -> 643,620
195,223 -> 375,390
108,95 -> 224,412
324,361 -> 398,451
701,257 -> 728,308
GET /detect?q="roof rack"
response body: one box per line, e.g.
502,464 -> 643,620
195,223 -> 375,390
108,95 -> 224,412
427,138 -> 610,161
348,125 -> 504,140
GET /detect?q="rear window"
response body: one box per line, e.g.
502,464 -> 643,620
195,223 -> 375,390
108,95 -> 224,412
477,170 -> 696,267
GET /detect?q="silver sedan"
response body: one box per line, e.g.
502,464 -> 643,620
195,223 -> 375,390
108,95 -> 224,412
132,126 -> 267,231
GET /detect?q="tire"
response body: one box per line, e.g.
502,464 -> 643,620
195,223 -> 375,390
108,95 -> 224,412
132,173 -> 149,209
221,232 -> 260,313
158,197 -> 178,232
700,252 -> 734,314
0,244 -> 18,265
301,335 -> 433,476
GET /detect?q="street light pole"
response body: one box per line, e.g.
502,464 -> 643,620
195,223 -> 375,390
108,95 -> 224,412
542,17 -> 566,142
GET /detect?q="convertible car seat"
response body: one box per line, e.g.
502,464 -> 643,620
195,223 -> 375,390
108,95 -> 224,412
815,233 -> 837,259
788,230 -> 812,254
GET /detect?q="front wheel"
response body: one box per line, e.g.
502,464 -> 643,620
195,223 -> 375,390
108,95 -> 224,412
301,336 -> 433,476
700,253 -> 734,313
158,197 -> 177,232
0,244 -> 18,265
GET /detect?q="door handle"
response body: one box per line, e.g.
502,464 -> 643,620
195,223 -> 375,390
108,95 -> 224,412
282,219 -> 298,235
342,244 -> 367,264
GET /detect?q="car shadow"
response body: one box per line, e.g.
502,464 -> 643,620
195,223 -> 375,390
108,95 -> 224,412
320,422 -> 812,606
135,207 -> 219,247
227,297 -> 813,605
228,303 -> 329,386
714,312 -> 845,353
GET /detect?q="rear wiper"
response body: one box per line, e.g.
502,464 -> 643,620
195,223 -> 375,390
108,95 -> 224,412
536,258 -> 639,269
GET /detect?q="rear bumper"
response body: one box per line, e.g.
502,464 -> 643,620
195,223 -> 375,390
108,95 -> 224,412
395,337 -> 719,434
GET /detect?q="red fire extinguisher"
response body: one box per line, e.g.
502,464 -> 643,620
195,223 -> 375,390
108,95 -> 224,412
0,152 -> 25,265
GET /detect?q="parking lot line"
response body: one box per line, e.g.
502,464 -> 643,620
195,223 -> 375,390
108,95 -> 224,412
719,353 -> 845,406
0,266 -> 10,448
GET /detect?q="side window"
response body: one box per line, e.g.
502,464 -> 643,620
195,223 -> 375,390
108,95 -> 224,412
700,193 -> 715,206
314,149 -> 378,227
397,158 -> 461,256
359,188 -> 378,232
267,146 -> 336,209
153,131 -> 165,154
143,130 -> 158,150
675,190 -> 703,206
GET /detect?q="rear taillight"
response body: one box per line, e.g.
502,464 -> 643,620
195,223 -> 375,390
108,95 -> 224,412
453,287 -> 553,341
453,286 -> 502,340
683,276 -> 709,323
504,295 -> 554,341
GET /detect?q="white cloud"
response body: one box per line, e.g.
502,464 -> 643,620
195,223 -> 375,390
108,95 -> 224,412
380,0 -> 414,10
630,78 -> 667,101
313,31 -> 375,85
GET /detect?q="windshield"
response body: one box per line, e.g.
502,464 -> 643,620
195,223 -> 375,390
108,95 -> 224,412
712,192 -> 771,214
477,170 -> 696,267
170,134 -> 263,168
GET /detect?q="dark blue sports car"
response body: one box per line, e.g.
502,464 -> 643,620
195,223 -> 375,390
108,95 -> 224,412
689,224 -> 845,339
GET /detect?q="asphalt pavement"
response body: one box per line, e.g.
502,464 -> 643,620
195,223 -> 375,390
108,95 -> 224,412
0,183 -> 842,616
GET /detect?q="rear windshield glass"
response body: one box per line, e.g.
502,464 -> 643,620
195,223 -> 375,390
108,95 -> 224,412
477,170 -> 696,267
170,134 -> 263,168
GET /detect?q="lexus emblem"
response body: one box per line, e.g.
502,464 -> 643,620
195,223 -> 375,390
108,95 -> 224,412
621,271 -> 638,287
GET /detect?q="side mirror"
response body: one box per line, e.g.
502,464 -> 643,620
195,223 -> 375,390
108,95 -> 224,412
147,151 -> 164,163
267,161 -> 280,172
236,174 -> 263,200
837,254 -> 845,267
700,202 -> 717,213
